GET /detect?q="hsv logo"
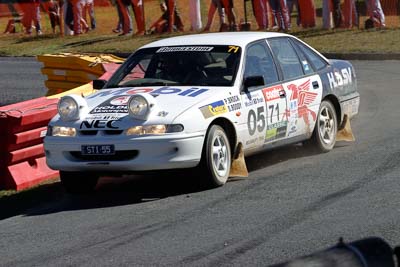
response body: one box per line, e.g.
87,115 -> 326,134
262,85 -> 282,101
327,67 -> 352,89
286,79 -> 318,128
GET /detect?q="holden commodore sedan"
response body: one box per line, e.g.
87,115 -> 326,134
44,32 -> 360,193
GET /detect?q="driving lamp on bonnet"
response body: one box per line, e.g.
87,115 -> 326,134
58,94 -> 88,122
128,94 -> 157,120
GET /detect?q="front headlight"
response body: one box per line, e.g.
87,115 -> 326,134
51,126 -> 76,137
58,94 -> 88,122
128,94 -> 157,120
126,124 -> 184,136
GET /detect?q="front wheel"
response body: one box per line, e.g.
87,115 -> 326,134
312,100 -> 338,152
200,125 -> 231,188
60,171 -> 99,194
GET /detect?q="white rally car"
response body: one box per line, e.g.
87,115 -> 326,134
44,32 -> 360,193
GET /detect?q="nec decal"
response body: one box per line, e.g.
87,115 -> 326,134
80,120 -> 120,129
87,87 -> 209,99
327,67 -> 352,89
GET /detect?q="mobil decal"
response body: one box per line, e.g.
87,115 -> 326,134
87,87 -> 209,99
327,67 -> 352,89
285,79 -> 318,129
199,100 -> 228,119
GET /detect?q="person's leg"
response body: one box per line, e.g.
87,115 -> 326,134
132,0 -> 145,34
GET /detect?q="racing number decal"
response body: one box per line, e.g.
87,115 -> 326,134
247,106 -> 266,135
228,46 -> 240,53
268,104 -> 280,124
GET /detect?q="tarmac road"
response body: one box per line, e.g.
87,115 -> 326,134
0,58 -> 399,266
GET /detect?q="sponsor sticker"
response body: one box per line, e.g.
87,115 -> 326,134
262,85 -> 282,101
266,121 -> 288,141
90,96 -> 129,114
156,46 -> 214,53
199,100 -> 228,118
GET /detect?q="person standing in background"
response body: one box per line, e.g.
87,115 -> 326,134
20,0 -> 42,35
343,0 -> 357,28
221,0 -> 238,31
189,0 -> 202,31
131,0 -> 145,35
268,0 -> 290,31
252,0 -> 268,30
203,0 -> 226,32
366,0 -> 385,27
116,0 -> 133,35
287,0 -> 300,27
164,0 -> 184,32
82,0 -> 96,30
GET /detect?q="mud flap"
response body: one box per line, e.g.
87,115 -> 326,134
336,114 -> 355,142
229,143 -> 249,177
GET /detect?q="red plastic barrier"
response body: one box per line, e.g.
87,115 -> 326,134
99,63 -> 121,80
4,157 -> 58,191
0,97 -> 59,190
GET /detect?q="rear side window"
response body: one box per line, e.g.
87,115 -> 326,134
268,38 -> 304,80
294,40 -> 327,71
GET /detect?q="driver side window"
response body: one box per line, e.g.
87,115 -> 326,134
244,42 -> 279,86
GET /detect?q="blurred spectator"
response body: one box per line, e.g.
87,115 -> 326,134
252,0 -> 268,30
287,0 -> 300,27
343,0 -> 357,28
69,0 -> 89,35
189,0 -> 202,31
298,0 -> 316,27
322,0 -> 341,28
82,0 -> 96,30
203,0 -> 227,32
268,0 -> 290,31
164,0 -> 184,32
110,0 -> 123,33
149,2 -> 186,33
20,0 -> 42,35
365,0 -> 385,28
117,0 -> 145,35
46,0 -> 61,33
116,0 -> 133,35
222,0 -> 238,31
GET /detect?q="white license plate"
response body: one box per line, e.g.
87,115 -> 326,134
81,145 -> 115,155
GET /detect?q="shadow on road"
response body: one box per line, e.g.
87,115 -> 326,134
0,143 -> 329,220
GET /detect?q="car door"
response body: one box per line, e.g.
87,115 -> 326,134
268,37 -> 323,139
240,41 -> 282,151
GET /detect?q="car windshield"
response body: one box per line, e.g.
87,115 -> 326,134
106,45 -> 241,88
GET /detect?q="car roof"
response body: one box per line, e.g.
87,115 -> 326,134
140,32 -> 290,49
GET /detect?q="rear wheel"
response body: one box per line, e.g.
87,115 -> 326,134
60,171 -> 99,194
200,125 -> 231,188
312,100 -> 338,152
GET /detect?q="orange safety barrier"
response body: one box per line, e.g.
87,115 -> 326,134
0,97 -> 59,190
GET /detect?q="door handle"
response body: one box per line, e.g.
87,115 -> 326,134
279,90 -> 286,98
312,81 -> 319,89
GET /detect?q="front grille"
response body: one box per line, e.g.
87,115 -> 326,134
69,150 -> 138,161
79,130 -> 124,136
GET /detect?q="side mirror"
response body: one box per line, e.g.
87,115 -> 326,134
243,76 -> 265,90
93,79 -> 107,89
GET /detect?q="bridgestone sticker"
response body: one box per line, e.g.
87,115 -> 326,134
156,47 -> 214,53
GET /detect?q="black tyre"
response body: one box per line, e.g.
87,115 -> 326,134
312,100 -> 338,152
200,125 -> 231,188
60,171 -> 99,194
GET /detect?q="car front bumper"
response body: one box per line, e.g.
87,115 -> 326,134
44,132 -> 205,172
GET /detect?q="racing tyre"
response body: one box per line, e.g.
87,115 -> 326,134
60,171 -> 99,194
312,100 -> 338,152
200,125 -> 231,188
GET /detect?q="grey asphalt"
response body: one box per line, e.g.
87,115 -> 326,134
0,59 -> 399,266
